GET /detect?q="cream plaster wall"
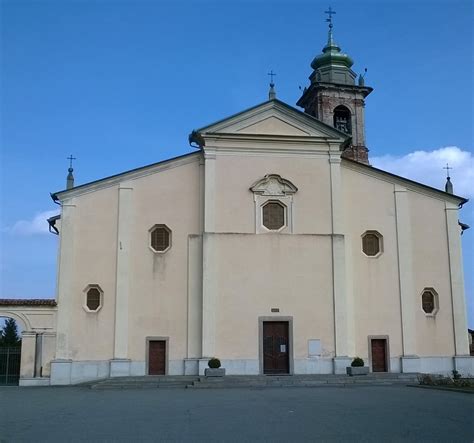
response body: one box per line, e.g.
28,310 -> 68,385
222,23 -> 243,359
214,154 -> 332,234
342,163 -> 463,361
127,160 -> 202,361
63,158 -> 202,363
342,166 -> 403,361
67,186 -> 118,360
408,192 -> 455,356
213,234 -> 334,360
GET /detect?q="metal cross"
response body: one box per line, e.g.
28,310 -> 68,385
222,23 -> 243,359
325,6 -> 336,27
67,155 -> 76,169
267,70 -> 276,85
443,163 -> 453,178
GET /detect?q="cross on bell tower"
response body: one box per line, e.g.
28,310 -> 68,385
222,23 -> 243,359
296,8 -> 373,164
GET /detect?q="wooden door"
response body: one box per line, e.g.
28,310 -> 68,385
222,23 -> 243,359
263,322 -> 289,374
371,339 -> 387,372
148,340 -> 166,375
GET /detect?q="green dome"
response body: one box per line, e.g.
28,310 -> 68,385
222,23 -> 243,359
311,31 -> 354,70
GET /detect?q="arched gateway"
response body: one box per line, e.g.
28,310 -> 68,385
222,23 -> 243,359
0,300 -> 57,386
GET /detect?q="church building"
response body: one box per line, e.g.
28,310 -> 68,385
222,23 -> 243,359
2,16 -> 472,385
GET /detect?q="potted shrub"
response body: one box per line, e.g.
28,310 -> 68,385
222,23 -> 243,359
346,357 -> 369,376
204,358 -> 226,377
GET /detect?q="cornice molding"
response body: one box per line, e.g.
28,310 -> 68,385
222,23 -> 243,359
54,152 -> 201,201
342,159 -> 467,205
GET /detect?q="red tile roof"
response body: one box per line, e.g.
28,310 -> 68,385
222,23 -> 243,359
0,299 -> 57,306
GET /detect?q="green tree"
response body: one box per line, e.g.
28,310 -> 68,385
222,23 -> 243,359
0,318 -> 21,347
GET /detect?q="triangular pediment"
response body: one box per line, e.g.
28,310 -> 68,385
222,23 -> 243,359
196,99 -> 348,141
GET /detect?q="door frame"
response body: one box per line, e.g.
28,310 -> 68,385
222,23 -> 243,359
258,316 -> 294,375
146,336 -> 169,375
368,335 -> 390,373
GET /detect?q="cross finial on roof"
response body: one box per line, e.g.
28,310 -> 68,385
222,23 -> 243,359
443,163 -> 454,194
325,6 -> 336,29
66,155 -> 76,189
267,70 -> 277,100
443,163 -> 453,178
67,154 -> 76,170
267,70 -> 276,86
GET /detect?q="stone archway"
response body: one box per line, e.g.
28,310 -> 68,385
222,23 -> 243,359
0,311 -> 30,332
0,300 -> 57,386
0,314 -> 23,385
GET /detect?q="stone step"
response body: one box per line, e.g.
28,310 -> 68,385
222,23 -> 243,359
88,373 -> 419,389
89,376 -> 199,389
188,374 -> 418,389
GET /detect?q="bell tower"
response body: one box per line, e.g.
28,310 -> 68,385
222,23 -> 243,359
296,8 -> 373,164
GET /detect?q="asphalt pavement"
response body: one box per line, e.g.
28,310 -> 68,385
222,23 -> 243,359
0,385 -> 472,442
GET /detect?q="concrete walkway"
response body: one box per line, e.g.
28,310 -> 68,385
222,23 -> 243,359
0,385 -> 472,442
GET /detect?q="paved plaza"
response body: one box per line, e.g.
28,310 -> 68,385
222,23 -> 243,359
0,385 -> 473,442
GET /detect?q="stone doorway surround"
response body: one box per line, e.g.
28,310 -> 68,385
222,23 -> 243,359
258,316 -> 294,375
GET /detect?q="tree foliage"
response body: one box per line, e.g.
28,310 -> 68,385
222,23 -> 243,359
0,318 -> 21,347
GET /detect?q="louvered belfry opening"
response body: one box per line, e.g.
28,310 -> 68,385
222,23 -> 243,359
150,225 -> 170,252
262,201 -> 285,230
86,287 -> 101,311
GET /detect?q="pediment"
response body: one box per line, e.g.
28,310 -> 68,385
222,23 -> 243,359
237,116 -> 310,136
250,174 -> 298,196
196,99 -> 348,141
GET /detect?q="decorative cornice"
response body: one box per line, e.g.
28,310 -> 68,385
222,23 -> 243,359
53,152 -> 201,201
342,159 -> 468,205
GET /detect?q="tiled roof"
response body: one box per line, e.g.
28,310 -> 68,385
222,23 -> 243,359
0,299 -> 57,306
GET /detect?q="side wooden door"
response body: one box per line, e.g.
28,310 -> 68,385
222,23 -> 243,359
371,339 -> 387,372
263,322 -> 289,375
148,340 -> 166,375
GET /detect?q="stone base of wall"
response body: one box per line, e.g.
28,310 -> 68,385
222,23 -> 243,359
19,377 -> 51,387
45,355 -> 474,385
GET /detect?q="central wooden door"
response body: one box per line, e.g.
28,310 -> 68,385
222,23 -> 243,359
263,322 -> 289,374
371,339 -> 387,372
148,340 -> 166,375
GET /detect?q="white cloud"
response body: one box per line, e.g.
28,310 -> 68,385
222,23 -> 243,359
8,210 -> 59,236
371,146 -> 474,198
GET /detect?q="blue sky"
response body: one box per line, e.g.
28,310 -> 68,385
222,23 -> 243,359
1,0 -> 473,326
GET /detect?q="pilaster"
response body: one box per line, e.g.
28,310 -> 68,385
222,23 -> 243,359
55,200 -> 76,359
445,202 -> 469,355
114,182 -> 133,359
19,331 -> 36,378
329,154 -> 351,358
202,150 -> 217,358
394,185 -> 417,357
187,234 -> 203,358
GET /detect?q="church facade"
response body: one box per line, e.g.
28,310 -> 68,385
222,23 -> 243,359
3,22 -> 472,385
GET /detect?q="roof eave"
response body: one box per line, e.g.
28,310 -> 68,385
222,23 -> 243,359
52,151 -> 201,201
342,158 -> 468,205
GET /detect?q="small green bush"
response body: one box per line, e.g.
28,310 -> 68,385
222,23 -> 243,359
208,357 -> 221,369
452,370 -> 461,380
351,357 -> 364,367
